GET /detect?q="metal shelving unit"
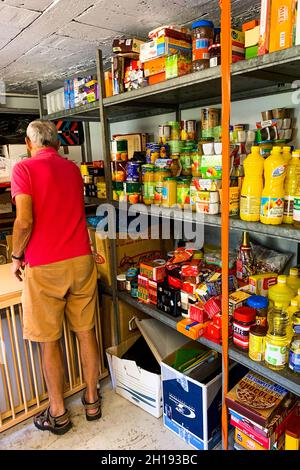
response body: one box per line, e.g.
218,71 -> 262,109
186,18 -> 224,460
37,41 -> 300,449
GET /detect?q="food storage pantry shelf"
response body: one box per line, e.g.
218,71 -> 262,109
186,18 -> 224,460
117,292 -> 300,396
115,202 -> 300,242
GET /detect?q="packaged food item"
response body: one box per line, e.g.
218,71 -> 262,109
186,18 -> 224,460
124,182 -> 142,204
234,428 -> 265,451
170,154 -> 182,177
112,38 -> 145,54
229,291 -> 252,317
249,325 -> 267,362
140,260 -> 166,282
201,108 -> 220,134
117,274 -> 127,291
167,121 -> 181,141
283,151 -> 300,224
209,43 -> 221,67
219,186 -> 240,216
240,146 -> 264,222
258,0 -> 272,55
154,167 -> 171,204
252,244 -> 291,274
180,120 -> 197,141
158,125 -> 171,144
248,273 -> 278,297
111,161 -> 127,182
112,182 -> 125,201
265,305 -> 290,370
162,177 -> 177,207
288,311 -> 300,374
201,154 -> 222,179
146,143 -> 161,164
246,295 -> 269,328
111,139 -> 128,161
285,414 -> 300,450
176,318 -> 210,340
196,201 -> 220,215
165,53 -> 192,80
236,232 -> 255,284
233,306 -> 257,350
287,267 -> 300,294
177,178 -> 190,208
180,148 -> 192,176
142,164 -> 155,182
189,303 -> 208,323
126,161 -> 141,182
268,275 -> 295,308
193,178 -> 222,191
192,20 -> 214,71
269,0 -> 296,53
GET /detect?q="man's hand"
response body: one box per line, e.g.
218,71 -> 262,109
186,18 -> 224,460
11,258 -> 25,282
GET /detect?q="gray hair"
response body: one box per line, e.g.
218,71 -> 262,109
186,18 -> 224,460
26,120 -> 58,148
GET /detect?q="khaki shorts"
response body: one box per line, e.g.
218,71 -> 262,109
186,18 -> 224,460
22,255 -> 97,342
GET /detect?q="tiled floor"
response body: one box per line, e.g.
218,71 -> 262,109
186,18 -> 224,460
0,379 -> 192,450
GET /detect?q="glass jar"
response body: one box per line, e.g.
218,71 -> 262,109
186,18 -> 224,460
246,295 -> 269,329
265,306 -> 290,371
191,150 -> 202,177
209,44 -> 221,68
181,120 -> 197,141
170,154 -> 182,177
142,164 -> 155,182
167,121 -> 180,141
154,168 -> 171,205
180,148 -> 192,176
192,20 -> 214,72
159,125 -> 171,144
233,306 -> 257,350
177,178 -> 191,208
162,177 -> 177,207
249,325 -> 267,362
111,161 -> 127,182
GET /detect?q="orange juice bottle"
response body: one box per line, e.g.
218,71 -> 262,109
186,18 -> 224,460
260,146 -> 287,225
283,151 -> 300,224
240,146 -> 264,222
282,146 -> 292,163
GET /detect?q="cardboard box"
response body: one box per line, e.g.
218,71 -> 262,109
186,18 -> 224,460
144,57 -> 166,77
231,29 -> 245,44
176,319 -> 210,340
149,72 -> 166,85
243,20 -> 260,32
106,318 -> 189,418
258,0 -> 271,55
246,45 -> 259,60
161,341 -> 224,450
245,26 -> 260,48
229,291 -> 251,316
219,186 -> 240,216
112,38 -> 145,54
201,155 -> 222,179
89,228 -> 168,285
248,273 -> 278,297
140,37 -> 191,63
269,0 -> 296,52
165,53 -> 192,79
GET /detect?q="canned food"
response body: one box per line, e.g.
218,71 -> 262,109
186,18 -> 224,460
111,140 -> 128,161
111,161 -> 127,182
146,143 -> 161,164
126,161 -> 141,182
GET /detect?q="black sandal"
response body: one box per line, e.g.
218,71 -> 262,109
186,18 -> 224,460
81,390 -> 102,421
33,407 -> 72,435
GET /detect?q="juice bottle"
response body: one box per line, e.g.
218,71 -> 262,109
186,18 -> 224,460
283,151 -> 300,224
282,146 -> 292,163
287,267 -> 300,294
265,304 -> 290,371
240,146 -> 264,222
268,275 -> 295,309
260,146 -> 287,225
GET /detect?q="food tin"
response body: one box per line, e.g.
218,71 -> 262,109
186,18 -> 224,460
111,161 -> 127,182
146,143 -> 161,164
126,161 -> 141,182
111,139 -> 128,161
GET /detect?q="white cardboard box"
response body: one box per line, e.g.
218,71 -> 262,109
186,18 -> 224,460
106,318 -> 189,418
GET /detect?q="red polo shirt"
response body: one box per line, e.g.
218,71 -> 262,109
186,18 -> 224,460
11,148 -> 91,267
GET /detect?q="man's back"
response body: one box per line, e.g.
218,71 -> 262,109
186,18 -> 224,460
11,147 -> 91,266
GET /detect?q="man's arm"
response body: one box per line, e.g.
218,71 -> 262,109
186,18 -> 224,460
12,194 -> 33,281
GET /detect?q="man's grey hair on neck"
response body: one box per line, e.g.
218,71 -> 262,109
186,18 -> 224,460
26,120 -> 58,148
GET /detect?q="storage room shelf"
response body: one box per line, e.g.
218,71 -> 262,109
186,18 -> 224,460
43,46 -> 300,122
114,202 -> 300,242
0,107 -> 39,115
118,292 -> 300,396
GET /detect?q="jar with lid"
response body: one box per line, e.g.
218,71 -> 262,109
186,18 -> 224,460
289,311 -> 300,374
265,304 -> 290,371
209,44 -> 221,68
181,120 -> 197,141
111,161 -> 127,182
192,20 -> 214,72
233,306 -> 256,350
249,325 -> 267,362
142,164 -> 155,182
177,178 -> 191,208
169,154 -> 182,177
180,148 -> 192,176
154,168 -> 171,205
246,295 -> 269,329
162,177 -> 178,207
159,125 -> 171,144
126,268 -> 139,292
167,121 -> 180,141
191,149 -> 202,177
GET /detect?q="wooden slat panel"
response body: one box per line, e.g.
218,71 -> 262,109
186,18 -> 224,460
10,306 -> 28,413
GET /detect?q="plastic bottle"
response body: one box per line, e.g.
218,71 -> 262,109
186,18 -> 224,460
287,267 -> 300,294
268,275 -> 295,309
289,311 -> 300,374
265,304 -> 290,370
240,146 -> 264,222
286,299 -> 299,340
293,288 -> 300,307
282,146 -> 292,163
260,146 -> 287,225
283,151 -> 300,224
292,153 -> 300,227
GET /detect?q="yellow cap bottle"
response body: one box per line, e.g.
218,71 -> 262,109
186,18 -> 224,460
268,275 -> 295,308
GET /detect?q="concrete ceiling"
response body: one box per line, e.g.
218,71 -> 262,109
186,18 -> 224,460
0,0 -> 261,94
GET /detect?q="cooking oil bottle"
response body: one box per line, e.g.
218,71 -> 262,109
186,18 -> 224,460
293,288 -> 300,307
285,299 -> 298,340
282,146 -> 292,163
287,267 -> 300,294
268,275 -> 295,309
240,146 -> 264,222
260,146 -> 287,225
289,311 -> 300,374
292,156 -> 300,227
265,303 -> 290,370
283,151 -> 300,224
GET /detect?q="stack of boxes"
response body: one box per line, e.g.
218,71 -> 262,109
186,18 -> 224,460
111,38 -> 145,95
64,76 -> 99,110
231,28 -> 245,63
140,28 -> 192,85
80,162 -> 106,199
243,20 -> 260,60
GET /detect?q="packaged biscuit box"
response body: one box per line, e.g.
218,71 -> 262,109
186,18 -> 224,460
226,371 -> 291,427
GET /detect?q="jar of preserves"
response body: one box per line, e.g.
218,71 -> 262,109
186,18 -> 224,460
191,150 -> 202,177
143,182 -> 156,205
233,306 -> 256,350
154,168 -> 171,205
167,121 -> 180,141
180,148 -> 192,176
111,161 -> 127,182
249,325 -> 267,362
209,44 -> 221,68
142,164 -> 155,182
181,120 -> 197,141
177,178 -> 191,208
159,125 -> 171,144
162,177 -> 177,207
170,154 -> 182,177
192,20 -> 214,72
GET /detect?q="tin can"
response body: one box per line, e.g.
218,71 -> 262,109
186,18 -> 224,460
126,161 -> 141,182
146,143 -> 161,164
111,140 -> 128,161
249,325 -> 267,362
117,274 -> 127,291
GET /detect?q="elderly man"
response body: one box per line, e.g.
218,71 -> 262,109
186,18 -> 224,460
11,120 -> 101,435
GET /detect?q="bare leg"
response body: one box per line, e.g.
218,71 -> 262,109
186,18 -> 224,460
40,340 -> 66,417
76,328 -> 100,415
